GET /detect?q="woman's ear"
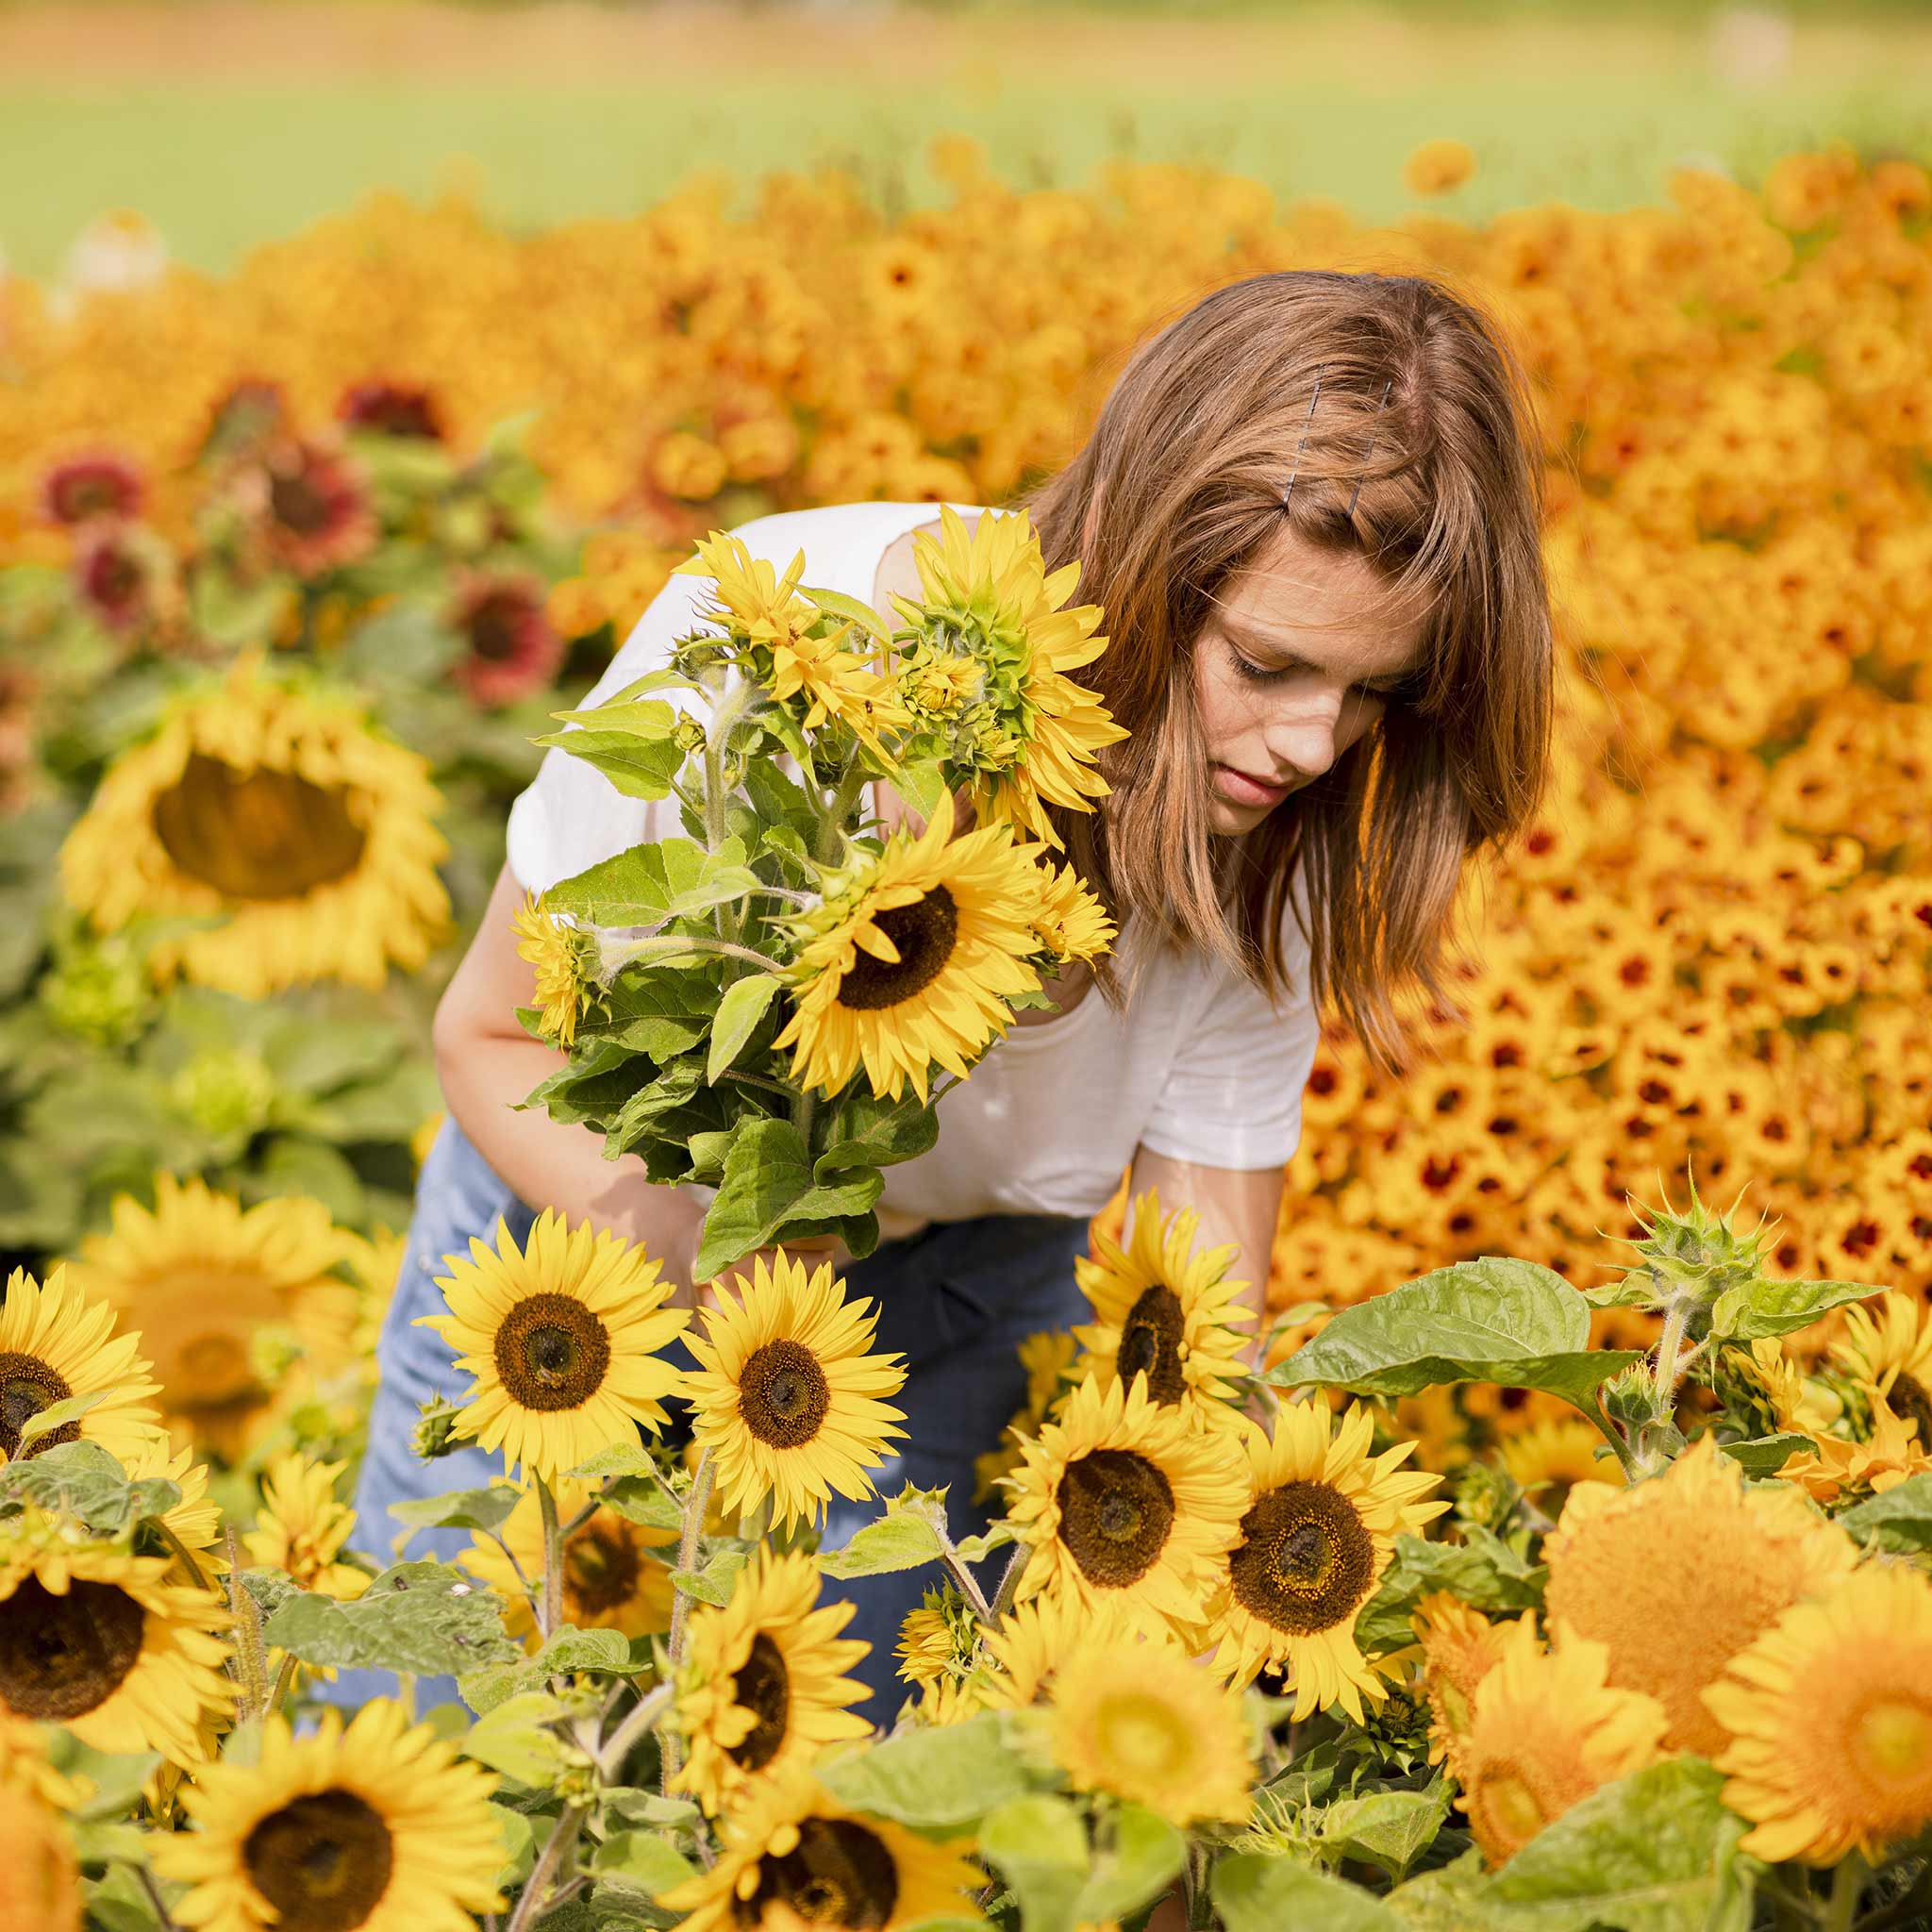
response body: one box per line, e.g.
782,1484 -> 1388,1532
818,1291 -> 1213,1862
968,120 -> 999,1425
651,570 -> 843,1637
1081,476 -> 1106,560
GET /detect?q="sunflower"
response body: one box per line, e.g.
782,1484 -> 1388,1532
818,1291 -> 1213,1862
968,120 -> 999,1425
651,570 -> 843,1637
893,1588 -> 987,1724
1049,1633 -> 1254,1825
682,1251 -> 908,1535
58,658 -> 450,998
657,1765 -> 983,1932
772,787 -> 1045,1105
1206,1401 -> 1447,1717
242,1453 -> 369,1600
462,1476 -> 674,1651
0,1263 -> 165,1467
129,1437 -> 227,1574
1704,1562 -> 1932,1865
0,1512 -> 231,1762
152,1701 -> 505,1932
415,1208 -> 689,1484
1024,855 -> 1117,968
62,1174 -> 360,1464
1777,1393 -> 1932,1505
0,1785 -> 82,1932
1831,1290 -> 1932,1446
1497,1417 -> 1625,1512
1457,1620 -> 1667,1868
1412,1592 -> 1524,1772
1542,1432 -> 1858,1757
673,1548 -> 874,1819
1072,1187 -> 1257,1428
980,1588 -> 1147,1709
510,892 -> 603,1049
999,1373 -> 1245,1643
0,1706 -> 89,1809
889,504 -> 1127,851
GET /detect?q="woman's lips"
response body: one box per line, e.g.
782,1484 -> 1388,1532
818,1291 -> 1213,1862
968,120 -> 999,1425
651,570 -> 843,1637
1213,763 -> 1291,808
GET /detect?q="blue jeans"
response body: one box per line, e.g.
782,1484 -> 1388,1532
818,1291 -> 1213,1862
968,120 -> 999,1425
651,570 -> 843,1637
318,1115 -> 1090,1719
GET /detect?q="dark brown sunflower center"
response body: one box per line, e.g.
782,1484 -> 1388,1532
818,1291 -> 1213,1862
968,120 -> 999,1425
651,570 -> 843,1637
1056,1448 -> 1175,1588
471,595 -> 525,660
835,887 -> 959,1012
739,1340 -> 831,1448
726,1632 -> 792,1774
242,1788 -> 395,1932
270,469 -> 334,537
1116,1285 -> 1187,1406
739,1816 -> 899,1929
0,1575 -> 144,1720
1890,1373 -> 1932,1449
492,1292 -> 611,1412
152,753 -> 368,902
1229,1480 -> 1376,1636
0,1353 -> 76,1459
563,1520 -> 642,1618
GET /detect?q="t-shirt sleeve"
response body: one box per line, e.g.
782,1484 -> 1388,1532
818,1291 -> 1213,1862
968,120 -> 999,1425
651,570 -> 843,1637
503,568 -> 712,896
1136,876 -> 1323,1171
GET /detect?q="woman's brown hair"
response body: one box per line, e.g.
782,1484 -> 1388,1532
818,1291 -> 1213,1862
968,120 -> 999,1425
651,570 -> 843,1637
1017,269 -> 1555,1074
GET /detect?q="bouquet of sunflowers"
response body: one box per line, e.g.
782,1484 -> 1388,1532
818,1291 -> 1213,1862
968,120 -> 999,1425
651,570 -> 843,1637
508,505 -> 1124,1287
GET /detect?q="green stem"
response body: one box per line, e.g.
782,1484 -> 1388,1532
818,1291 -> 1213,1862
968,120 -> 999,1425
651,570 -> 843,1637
506,1807 -> 586,1932
817,753 -> 872,865
1826,1855 -> 1868,1932
265,1650 -> 298,1722
596,1681 -> 675,1781
987,1543 -> 1029,1623
608,933 -> 785,974
660,1450 -> 716,1797
537,1474 -> 564,1642
791,1084 -> 818,1148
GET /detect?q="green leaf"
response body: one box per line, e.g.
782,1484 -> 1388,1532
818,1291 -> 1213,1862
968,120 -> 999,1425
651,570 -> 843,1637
462,1690 -> 571,1788
261,1561 -> 522,1676
813,1089 -> 941,1179
977,1792 -> 1091,1932
13,1388 -> 112,1453
537,1624 -> 643,1675
0,1440 -> 180,1538
816,1486 -> 951,1579
1708,1276 -> 1887,1341
546,838 -> 759,929
1316,1787 -> 1452,1880
887,758 -> 952,824
1266,1257 -> 1641,1413
1837,1473 -> 1932,1553
600,1477 -> 685,1534
547,697 -> 679,739
529,726 -> 686,800
1716,1433 -> 1811,1478
1354,1531 -> 1544,1656
818,1712 -> 1032,1830
593,1828 -> 700,1903
1073,1804 -> 1186,1925
691,1117 -> 883,1284
491,1803 -> 539,1890
1386,1850 -> 1500,1931
391,1485 -> 520,1537
1485,1758 -> 1747,1932
1212,1853 -> 1406,1932
708,974 -> 783,1084
605,1786 -> 703,1831
607,668 -> 706,704
669,1547 -> 746,1607
796,584 -> 895,646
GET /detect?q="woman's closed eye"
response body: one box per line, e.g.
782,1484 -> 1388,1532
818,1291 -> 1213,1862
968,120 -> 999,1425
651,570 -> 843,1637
1225,639 -> 1407,703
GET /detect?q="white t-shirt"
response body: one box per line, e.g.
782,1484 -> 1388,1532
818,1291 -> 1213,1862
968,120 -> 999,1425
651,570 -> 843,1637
506,501 -> 1322,1241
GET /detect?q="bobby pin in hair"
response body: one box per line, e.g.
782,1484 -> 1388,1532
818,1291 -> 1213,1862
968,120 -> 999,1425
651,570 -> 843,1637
1346,377 -> 1395,520
1278,363 -> 1325,512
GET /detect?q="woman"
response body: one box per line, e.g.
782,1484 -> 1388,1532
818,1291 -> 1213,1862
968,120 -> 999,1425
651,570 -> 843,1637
338,267 -> 1552,1716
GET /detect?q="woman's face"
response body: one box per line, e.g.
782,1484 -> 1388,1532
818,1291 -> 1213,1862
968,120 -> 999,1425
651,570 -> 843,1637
1191,523 -> 1431,837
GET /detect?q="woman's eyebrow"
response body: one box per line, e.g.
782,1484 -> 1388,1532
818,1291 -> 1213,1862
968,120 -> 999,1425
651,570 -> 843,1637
1223,616 -> 1416,689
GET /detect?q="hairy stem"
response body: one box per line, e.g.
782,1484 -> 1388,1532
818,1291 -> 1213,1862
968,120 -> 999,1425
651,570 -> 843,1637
506,1807 -> 586,1932
660,1450 -> 716,1796
597,1681 -> 675,1782
537,1474 -> 564,1642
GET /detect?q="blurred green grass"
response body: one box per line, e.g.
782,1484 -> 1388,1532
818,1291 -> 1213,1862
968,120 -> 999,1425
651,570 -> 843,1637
3,50 -> 1926,280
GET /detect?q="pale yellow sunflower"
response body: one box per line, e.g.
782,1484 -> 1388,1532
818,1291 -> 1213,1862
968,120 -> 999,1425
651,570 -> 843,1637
682,1250 -> 908,1535
1050,1632 -> 1254,1826
657,1764 -> 984,1932
1207,1401 -> 1447,1718
1073,1187 -> 1257,1428
152,1701 -> 506,1932
673,1548 -> 874,1819
1457,1620 -> 1667,1868
509,892 -> 603,1048
980,1588 -> 1148,1709
890,504 -> 1128,851
0,1511 -> 232,1762
0,1262 -> 165,1467
999,1372 -> 1245,1643
462,1476 -> 675,1651
62,1173 -> 360,1464
1831,1290 -> 1932,1446
242,1453 -> 369,1600
1412,1591 -> 1527,1772
1704,1561 -> 1932,1866
58,657 -> 450,997
1542,1431 -> 1859,1757
773,786 -> 1045,1104
415,1208 -> 689,1483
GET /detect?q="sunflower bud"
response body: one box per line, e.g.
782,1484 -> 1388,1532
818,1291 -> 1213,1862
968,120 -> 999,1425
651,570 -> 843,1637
671,711 -> 708,757
1348,1678 -> 1433,1773
37,941 -> 150,1048
1452,1458 -> 1521,1533
170,1049 -> 276,1145
411,1395 -> 467,1461
1610,1177 -> 1774,1337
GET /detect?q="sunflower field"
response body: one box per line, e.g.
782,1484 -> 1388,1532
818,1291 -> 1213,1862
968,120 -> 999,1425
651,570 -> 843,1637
4,125 -> 1932,1931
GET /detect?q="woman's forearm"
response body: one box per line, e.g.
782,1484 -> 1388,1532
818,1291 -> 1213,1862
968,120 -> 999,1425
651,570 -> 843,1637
438,1027 -> 708,1301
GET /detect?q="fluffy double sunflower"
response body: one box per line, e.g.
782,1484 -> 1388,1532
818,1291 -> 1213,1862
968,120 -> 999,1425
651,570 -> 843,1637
683,1250 -> 908,1535
62,1173 -> 361,1464
0,1263 -> 164,1467
893,1588 -> 985,1724
1411,1591 -> 1526,1771
1207,1400 -> 1446,1717
415,1209 -> 689,1483
1704,1561 -> 1932,1865
657,1765 -> 983,1932
1457,1620 -> 1667,1869
773,786 -> 1046,1105
1542,1431 -> 1858,1757
0,1512 -> 232,1762
673,1546 -> 874,1818
152,1701 -> 506,1932
999,1373 -> 1245,1642
1073,1188 -> 1256,1428
888,504 -> 1127,850
242,1453 -> 369,1601
58,658 -> 450,998
510,891 -> 604,1049
1830,1289 -> 1932,1445
462,1476 -> 675,1651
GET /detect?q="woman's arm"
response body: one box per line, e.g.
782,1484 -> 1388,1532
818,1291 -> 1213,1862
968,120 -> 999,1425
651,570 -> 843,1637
1124,1146 -> 1285,1368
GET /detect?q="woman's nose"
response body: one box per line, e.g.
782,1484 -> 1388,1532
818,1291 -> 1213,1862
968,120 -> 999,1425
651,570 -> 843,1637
1269,709 -> 1340,783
